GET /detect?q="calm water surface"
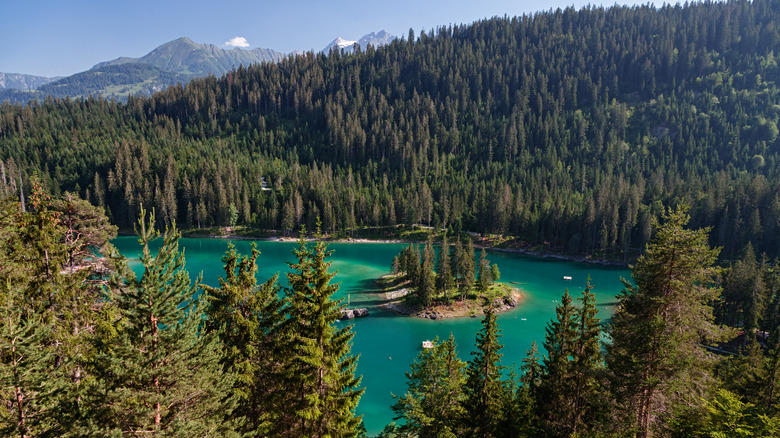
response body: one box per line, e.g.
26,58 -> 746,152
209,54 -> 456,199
114,236 -> 630,435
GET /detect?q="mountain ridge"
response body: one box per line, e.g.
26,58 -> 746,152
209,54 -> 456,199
0,30 -> 395,104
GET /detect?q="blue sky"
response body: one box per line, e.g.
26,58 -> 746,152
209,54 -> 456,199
1,0 -> 664,78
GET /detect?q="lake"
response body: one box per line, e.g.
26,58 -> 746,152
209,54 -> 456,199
114,236 -> 630,435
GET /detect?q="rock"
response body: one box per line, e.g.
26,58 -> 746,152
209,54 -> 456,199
504,296 -> 518,307
340,308 -> 369,319
493,298 -> 504,307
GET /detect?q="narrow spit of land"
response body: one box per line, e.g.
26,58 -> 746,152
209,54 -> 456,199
374,273 -> 524,320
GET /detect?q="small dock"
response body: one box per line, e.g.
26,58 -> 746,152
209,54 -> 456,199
422,340 -> 434,349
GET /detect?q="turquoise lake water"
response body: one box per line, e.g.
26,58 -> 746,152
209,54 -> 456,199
114,236 -> 630,435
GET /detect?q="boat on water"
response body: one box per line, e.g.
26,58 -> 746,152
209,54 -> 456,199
422,340 -> 434,349
563,276 -> 572,280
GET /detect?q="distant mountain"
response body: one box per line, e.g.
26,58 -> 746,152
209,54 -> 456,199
1,32 -> 393,105
323,30 -> 396,53
0,37 -> 286,104
0,64 -> 193,104
0,72 -> 59,90
92,37 -> 286,76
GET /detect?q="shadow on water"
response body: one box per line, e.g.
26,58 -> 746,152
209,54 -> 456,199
339,278 -> 395,308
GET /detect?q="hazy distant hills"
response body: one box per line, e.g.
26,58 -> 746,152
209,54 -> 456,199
0,72 -> 60,90
0,31 -> 395,104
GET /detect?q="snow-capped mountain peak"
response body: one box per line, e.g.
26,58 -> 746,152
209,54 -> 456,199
322,31 -> 396,53
335,37 -> 358,48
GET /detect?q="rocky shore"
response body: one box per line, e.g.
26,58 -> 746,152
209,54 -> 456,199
381,290 -> 523,320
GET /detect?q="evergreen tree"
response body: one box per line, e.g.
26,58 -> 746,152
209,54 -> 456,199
606,206 -> 725,437
202,243 -> 284,436
562,279 -> 605,435
392,334 -> 466,437
462,310 -> 506,437
458,239 -> 476,300
514,341 -> 543,436
88,208 -> 232,435
418,235 -> 436,307
0,185 -> 101,437
537,289 -> 578,436
476,248 -> 492,293
283,223 -> 364,437
437,232 -> 454,303
0,279 -> 61,438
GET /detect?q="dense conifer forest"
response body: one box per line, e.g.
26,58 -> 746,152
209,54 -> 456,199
2,0 -> 780,261
4,0 -> 780,435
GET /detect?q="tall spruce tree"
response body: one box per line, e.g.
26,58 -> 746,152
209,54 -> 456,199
0,185 -> 101,437
606,206 -> 725,437
571,279 -> 603,434
392,334 -> 466,437
419,236 -> 436,307
462,310 -> 506,437
89,208 -> 232,436
476,249 -> 492,293
458,239 -> 476,300
537,289 -> 578,436
202,243 -> 284,436
515,341 -> 543,436
437,232 -> 454,304
282,224 -> 363,437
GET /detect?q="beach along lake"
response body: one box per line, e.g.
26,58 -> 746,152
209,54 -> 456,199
114,236 -> 630,435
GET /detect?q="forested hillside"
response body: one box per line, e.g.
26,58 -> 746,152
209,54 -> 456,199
2,0 -> 780,261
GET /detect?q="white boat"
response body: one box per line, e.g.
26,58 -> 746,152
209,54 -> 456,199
563,276 -> 572,280
422,340 -> 434,349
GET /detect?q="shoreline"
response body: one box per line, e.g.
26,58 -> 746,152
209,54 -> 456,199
120,228 -> 629,268
374,274 -> 526,320
379,288 -> 525,320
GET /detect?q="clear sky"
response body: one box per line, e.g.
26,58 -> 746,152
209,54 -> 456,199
0,0 -> 666,78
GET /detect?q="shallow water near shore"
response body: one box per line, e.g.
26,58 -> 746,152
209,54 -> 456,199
115,236 -> 630,435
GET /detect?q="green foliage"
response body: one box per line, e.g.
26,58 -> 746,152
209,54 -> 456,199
462,310 -> 507,437
5,1 -> 780,263
202,243 -> 284,435
282,227 -> 364,437
476,249 -> 493,293
88,207 -> 233,435
392,334 -> 466,437
537,279 -> 604,436
606,205 -> 725,436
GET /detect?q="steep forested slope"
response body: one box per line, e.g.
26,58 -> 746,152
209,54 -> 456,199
1,0 -> 780,261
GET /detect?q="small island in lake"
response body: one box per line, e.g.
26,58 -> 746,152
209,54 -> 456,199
378,236 -> 523,319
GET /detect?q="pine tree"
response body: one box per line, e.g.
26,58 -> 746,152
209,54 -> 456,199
282,223 -> 363,437
537,289 -> 578,436
606,206 -> 725,437
514,341 -> 543,436
458,239 -> 476,300
462,310 -> 506,437
571,279 -> 603,435
89,208 -> 233,435
419,236 -> 436,307
0,279 -> 62,438
392,334 -> 466,437
476,248 -> 492,293
437,232 -> 454,303
202,243 -> 284,436
536,281 -> 604,437
0,185 -> 98,437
